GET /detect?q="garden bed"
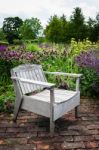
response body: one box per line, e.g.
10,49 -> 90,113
0,40 -> 99,112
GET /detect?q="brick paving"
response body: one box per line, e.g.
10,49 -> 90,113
0,99 -> 99,150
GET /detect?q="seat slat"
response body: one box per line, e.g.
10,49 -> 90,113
29,89 -> 78,103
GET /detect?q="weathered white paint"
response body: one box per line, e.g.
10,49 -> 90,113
11,64 -> 82,136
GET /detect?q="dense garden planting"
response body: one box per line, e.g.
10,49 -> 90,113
0,39 -> 99,112
0,6 -> 99,112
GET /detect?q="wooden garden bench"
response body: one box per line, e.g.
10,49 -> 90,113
11,64 -> 82,136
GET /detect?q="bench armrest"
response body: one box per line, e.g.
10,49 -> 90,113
44,71 -> 82,78
44,71 -> 82,91
11,77 -> 55,88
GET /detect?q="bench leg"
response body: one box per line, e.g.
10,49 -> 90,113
50,118 -> 55,137
13,98 -> 23,122
75,106 -> 78,118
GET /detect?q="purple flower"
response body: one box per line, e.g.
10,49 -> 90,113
75,49 -> 99,73
0,45 -> 7,52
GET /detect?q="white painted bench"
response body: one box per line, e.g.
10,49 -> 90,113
11,64 -> 82,136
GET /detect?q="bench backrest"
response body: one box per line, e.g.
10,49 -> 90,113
11,64 -> 47,94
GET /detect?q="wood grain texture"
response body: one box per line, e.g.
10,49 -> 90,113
44,71 -> 82,78
11,64 -> 47,94
11,64 -> 81,135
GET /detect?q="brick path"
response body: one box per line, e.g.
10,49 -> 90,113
0,99 -> 99,150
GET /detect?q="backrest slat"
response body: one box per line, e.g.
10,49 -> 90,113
28,70 -> 35,90
17,71 -> 27,94
11,64 -> 47,94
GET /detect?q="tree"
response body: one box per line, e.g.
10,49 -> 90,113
19,17 -> 43,40
93,23 -> 99,42
95,13 -> 99,41
3,17 -> 23,44
87,17 -> 96,42
60,14 -> 68,42
96,13 -> 99,23
0,28 -> 6,41
69,7 -> 88,41
87,14 -> 99,42
45,15 -> 63,43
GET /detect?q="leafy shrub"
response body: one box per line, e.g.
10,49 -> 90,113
13,39 -> 23,45
0,40 -> 99,112
70,38 -> 98,57
75,49 -> 99,97
0,44 -> 35,86
26,42 -> 42,52
0,85 -> 14,113
0,41 -> 9,46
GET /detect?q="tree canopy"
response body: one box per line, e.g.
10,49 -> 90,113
44,7 -> 99,43
1,8 -> 99,43
19,17 -> 43,40
44,15 -> 63,43
3,17 -> 23,44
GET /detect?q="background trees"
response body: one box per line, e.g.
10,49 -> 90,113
69,7 -> 88,41
44,15 -> 62,43
44,7 -> 99,43
1,7 -> 99,44
0,28 -> 6,41
3,17 -> 23,44
19,17 -> 43,40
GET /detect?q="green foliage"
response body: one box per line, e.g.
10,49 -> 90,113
60,15 -> 68,42
0,7 -> 99,44
0,60 -> 13,86
70,7 -> 84,25
79,68 -> 98,97
19,17 -> 43,40
70,38 -> 98,57
38,37 -> 47,43
44,8 -> 88,43
0,85 -> 14,112
87,18 -> 96,42
44,7 -> 99,43
13,39 -> 23,45
0,28 -> 6,41
0,39 -> 99,112
44,15 -> 63,43
0,41 -> 9,45
26,42 -> 42,52
68,7 -> 88,41
3,17 -> 23,44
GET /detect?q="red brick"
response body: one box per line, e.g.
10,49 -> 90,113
15,144 -> 36,150
84,141 -> 98,148
0,145 -> 14,150
61,141 -> 85,149
16,132 -> 37,138
94,135 -> 99,140
87,124 -> 99,129
60,130 -> 79,136
0,132 -> 17,138
0,98 -> 99,149
0,128 -> 6,133
37,143 -> 50,150
4,138 -> 27,145
50,143 -> 62,150
74,135 -> 95,141
52,136 -> 73,142
6,127 -> 26,133
38,132 -> 50,137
